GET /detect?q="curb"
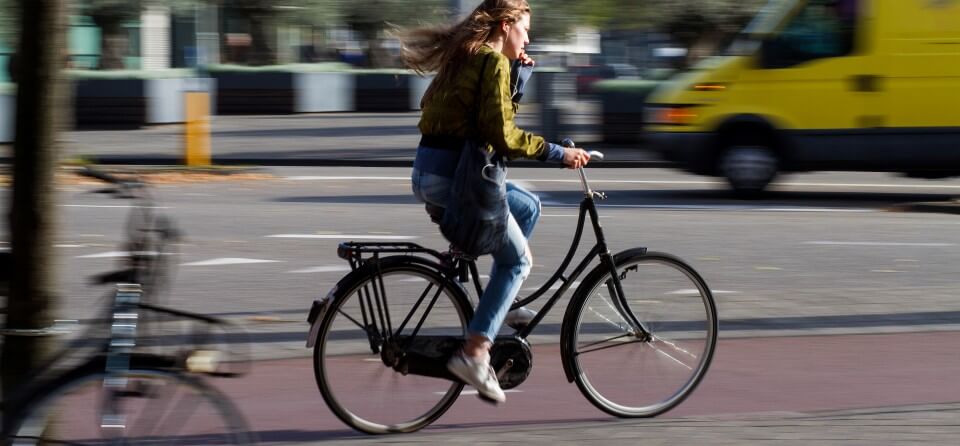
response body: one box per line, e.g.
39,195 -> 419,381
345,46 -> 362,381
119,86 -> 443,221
888,201 -> 960,215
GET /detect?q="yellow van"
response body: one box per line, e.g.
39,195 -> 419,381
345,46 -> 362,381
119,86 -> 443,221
645,0 -> 960,193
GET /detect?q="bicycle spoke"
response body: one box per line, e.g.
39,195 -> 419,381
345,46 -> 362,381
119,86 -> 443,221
316,262 -> 469,434
154,385 -> 202,440
14,368 -> 253,445
649,342 -> 695,371
330,304 -> 366,332
126,382 -> 173,438
650,334 -> 699,361
586,297 -> 632,332
570,253 -> 716,417
575,337 -> 647,356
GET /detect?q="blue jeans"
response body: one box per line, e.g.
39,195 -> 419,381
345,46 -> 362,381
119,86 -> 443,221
412,168 -> 539,341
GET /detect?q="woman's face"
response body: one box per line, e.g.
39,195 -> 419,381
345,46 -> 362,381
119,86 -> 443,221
502,13 -> 531,61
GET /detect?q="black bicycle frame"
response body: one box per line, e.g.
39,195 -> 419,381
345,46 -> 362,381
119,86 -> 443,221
335,171 -> 653,352
479,191 -> 650,339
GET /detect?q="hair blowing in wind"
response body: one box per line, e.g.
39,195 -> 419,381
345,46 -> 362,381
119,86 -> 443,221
400,0 -> 531,104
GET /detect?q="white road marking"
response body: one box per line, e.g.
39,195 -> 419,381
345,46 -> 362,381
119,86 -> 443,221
60,205 -> 171,209
55,244 -> 87,248
77,251 -> 162,259
181,258 -> 282,266
668,289 -> 737,295
805,241 -> 955,247
266,234 -> 418,240
287,265 -> 351,274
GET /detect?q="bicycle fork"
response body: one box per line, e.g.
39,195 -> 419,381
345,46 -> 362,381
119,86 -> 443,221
599,253 -> 652,341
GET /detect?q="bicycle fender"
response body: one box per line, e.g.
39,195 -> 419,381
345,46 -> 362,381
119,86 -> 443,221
305,286 -> 337,349
559,247 -> 649,383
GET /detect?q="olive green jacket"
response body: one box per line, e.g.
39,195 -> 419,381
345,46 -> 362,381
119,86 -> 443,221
418,45 -> 547,161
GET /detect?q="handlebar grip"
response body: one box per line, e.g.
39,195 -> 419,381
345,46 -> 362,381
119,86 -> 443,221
560,139 -> 604,162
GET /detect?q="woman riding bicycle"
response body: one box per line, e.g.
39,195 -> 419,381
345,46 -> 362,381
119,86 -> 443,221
402,0 -> 590,404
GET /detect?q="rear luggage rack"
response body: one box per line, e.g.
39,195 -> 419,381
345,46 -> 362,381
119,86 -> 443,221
336,241 -> 477,284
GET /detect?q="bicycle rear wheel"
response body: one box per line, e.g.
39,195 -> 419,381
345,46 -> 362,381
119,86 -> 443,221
564,250 -> 717,417
314,257 -> 472,434
8,356 -> 255,445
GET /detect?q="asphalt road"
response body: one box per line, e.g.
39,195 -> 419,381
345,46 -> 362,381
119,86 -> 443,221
3,166 -> 960,444
4,166 -> 954,346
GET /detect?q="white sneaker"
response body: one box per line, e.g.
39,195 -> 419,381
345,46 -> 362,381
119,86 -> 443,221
505,306 -> 537,330
447,350 -> 506,404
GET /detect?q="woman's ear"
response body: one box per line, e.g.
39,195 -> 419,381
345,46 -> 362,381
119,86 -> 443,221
500,20 -> 510,33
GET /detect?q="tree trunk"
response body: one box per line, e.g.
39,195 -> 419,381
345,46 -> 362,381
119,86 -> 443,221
247,11 -> 276,66
1,0 -> 67,408
93,15 -> 128,70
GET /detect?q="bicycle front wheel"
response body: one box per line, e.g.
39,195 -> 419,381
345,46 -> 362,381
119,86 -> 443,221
565,250 -> 717,418
8,356 -> 255,445
314,257 -> 473,434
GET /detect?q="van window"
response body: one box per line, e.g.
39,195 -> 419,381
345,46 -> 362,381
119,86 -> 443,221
761,0 -> 858,68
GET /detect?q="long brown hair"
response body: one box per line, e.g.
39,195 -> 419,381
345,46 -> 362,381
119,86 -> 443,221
400,0 -> 531,105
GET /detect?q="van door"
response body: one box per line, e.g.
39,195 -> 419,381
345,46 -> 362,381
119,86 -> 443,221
735,0 -> 880,171
877,0 -> 960,173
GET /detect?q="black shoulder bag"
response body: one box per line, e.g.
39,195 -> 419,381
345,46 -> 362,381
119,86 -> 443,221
438,55 -> 509,257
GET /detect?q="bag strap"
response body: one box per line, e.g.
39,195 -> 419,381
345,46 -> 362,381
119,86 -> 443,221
470,53 -> 491,140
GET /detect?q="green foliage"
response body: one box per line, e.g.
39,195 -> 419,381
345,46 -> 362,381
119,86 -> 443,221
0,0 -> 17,47
341,0 -> 447,35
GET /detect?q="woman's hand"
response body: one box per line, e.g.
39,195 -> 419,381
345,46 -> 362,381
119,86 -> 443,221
518,49 -> 535,66
562,147 -> 590,169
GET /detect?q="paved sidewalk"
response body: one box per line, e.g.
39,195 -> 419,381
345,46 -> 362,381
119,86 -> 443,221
285,403 -> 960,445
2,110 -> 663,167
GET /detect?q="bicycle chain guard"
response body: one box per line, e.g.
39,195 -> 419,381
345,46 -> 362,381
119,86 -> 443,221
386,335 -> 533,390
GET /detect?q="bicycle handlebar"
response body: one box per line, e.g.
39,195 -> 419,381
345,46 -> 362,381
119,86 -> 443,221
561,138 -> 604,163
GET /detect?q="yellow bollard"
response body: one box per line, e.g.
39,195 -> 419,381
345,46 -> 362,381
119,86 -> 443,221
184,91 -> 211,166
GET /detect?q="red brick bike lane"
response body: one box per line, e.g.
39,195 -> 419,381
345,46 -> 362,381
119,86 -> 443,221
215,330 -> 960,442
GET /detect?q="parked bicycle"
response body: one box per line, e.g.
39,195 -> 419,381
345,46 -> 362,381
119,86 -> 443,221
1,167 -> 256,445
306,144 -> 719,434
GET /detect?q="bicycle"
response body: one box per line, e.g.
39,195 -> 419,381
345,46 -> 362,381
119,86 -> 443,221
305,144 -> 718,434
1,167 -> 256,445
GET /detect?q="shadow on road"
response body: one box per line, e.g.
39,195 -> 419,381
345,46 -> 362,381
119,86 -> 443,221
537,189 -> 958,210
269,188 -> 957,209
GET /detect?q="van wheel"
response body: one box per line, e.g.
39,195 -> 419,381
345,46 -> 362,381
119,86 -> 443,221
719,145 -> 778,195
